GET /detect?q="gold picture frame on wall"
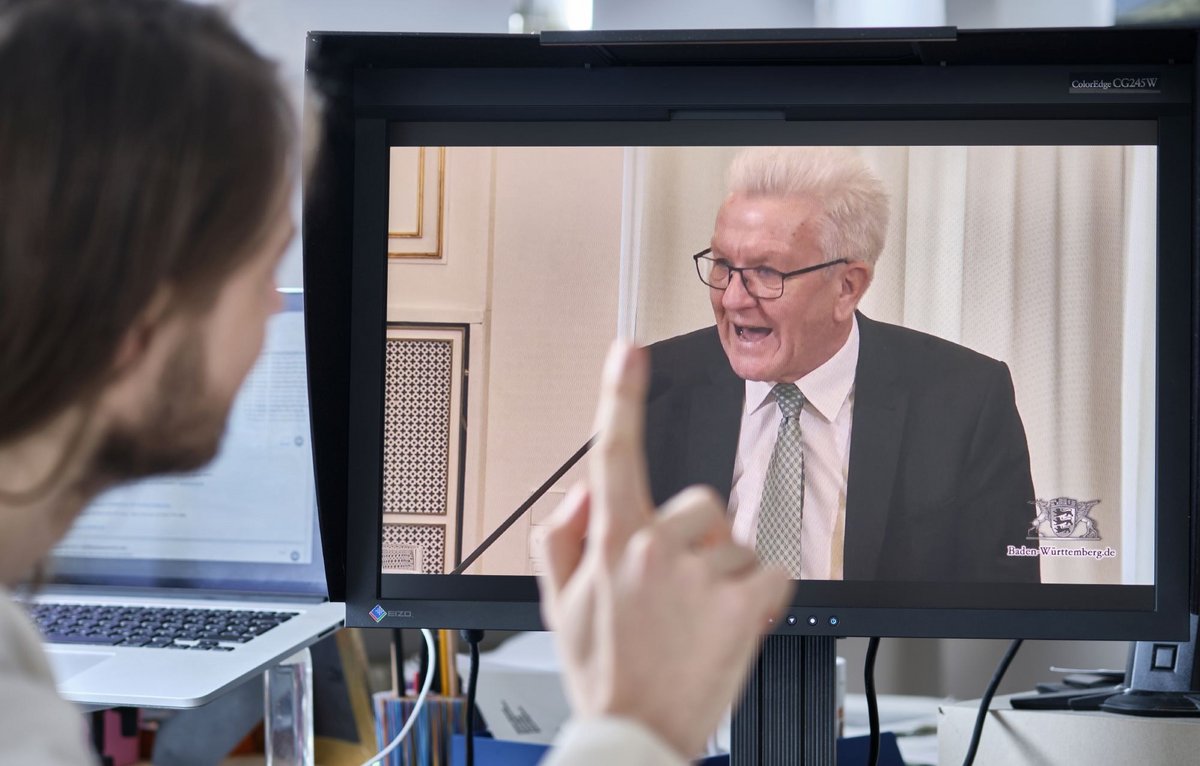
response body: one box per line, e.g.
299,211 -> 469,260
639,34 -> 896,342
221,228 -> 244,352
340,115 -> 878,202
387,146 -> 445,260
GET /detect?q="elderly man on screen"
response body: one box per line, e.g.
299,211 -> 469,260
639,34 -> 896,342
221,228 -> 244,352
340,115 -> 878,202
643,147 -> 1039,583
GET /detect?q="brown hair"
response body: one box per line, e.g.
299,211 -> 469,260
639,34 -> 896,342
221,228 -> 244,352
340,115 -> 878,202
0,0 -> 296,444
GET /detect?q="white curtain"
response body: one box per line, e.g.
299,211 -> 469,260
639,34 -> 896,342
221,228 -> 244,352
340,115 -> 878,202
629,145 -> 1157,586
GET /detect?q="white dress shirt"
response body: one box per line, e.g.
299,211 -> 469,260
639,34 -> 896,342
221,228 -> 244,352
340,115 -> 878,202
729,317 -> 859,580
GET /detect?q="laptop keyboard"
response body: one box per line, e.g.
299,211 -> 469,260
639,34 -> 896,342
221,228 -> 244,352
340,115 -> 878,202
26,603 -> 299,651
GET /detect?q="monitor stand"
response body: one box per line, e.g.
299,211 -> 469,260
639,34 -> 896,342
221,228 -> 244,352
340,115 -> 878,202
1101,613 -> 1200,717
1009,615 -> 1200,716
732,634 -> 837,765
1009,683 -> 1125,711
1102,689 -> 1200,715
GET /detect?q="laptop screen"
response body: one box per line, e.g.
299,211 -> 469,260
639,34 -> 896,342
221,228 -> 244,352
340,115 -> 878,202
46,291 -> 328,596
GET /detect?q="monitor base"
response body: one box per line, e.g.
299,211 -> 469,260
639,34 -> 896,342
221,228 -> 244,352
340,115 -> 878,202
1010,684 -> 1124,711
1100,689 -> 1200,717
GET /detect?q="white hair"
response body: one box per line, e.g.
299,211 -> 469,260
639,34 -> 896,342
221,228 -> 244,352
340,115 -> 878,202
726,147 -> 890,267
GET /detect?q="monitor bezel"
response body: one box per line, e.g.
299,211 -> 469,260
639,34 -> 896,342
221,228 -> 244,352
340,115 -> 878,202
305,28 -> 1196,640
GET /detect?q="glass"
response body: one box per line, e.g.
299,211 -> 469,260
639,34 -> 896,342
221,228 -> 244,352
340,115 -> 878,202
693,248 -> 848,299
264,648 -> 314,766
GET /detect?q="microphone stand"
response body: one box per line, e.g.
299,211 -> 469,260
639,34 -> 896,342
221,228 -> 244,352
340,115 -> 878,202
450,436 -> 596,575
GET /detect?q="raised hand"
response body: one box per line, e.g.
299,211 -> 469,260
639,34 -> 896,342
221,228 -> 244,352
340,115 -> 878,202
538,340 -> 794,759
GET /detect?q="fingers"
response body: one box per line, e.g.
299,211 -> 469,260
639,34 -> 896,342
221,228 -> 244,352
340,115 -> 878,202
653,486 -> 731,551
697,542 -> 759,578
655,487 -> 790,611
739,565 -> 796,630
657,489 -> 792,629
538,484 -> 591,601
653,486 -> 785,602
588,340 -> 654,559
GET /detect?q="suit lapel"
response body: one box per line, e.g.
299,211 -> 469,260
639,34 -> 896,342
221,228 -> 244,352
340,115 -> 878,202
682,334 -> 744,502
844,313 -> 908,580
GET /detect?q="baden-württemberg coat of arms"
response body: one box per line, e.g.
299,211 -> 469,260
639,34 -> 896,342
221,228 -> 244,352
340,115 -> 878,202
1027,497 -> 1101,540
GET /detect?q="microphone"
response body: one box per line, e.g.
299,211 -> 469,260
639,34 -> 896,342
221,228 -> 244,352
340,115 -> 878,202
450,436 -> 596,575
449,348 -> 674,575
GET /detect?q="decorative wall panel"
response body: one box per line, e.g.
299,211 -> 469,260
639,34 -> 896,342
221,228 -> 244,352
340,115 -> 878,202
381,324 -> 467,574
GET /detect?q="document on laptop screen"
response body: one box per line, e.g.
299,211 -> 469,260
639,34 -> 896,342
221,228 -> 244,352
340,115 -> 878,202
53,306 -> 315,565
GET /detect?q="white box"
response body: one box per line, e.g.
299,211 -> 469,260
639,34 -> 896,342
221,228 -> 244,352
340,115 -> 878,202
938,695 -> 1200,765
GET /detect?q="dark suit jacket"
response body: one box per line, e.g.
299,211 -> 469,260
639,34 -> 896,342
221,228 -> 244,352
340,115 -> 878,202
643,313 -> 1039,583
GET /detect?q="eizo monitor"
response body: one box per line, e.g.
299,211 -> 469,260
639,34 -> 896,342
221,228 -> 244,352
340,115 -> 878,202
306,25 -> 1193,637
303,27 -> 1199,759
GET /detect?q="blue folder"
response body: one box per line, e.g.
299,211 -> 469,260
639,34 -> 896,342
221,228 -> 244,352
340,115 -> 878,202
450,732 -> 905,765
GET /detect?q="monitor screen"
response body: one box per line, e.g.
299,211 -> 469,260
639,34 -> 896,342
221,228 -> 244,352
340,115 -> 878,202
305,29 -> 1194,639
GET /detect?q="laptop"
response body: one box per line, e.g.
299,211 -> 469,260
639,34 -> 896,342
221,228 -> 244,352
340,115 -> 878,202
18,291 -> 344,708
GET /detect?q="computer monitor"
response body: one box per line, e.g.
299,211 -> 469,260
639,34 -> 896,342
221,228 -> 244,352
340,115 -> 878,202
302,25 -> 1198,757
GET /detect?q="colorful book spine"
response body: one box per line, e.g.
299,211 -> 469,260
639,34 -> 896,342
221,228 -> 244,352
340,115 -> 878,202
372,692 -> 468,766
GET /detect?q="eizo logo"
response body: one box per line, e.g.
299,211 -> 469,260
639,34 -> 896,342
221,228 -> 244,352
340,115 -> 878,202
368,605 -> 414,622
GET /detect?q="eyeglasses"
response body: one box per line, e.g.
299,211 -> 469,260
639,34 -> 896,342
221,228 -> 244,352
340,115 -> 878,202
693,248 -> 848,300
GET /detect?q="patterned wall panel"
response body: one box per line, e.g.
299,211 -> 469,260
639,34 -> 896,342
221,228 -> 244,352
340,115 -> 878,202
381,523 -> 446,574
383,338 -> 453,515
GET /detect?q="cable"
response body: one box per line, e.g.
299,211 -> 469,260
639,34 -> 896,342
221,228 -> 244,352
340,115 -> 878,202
962,638 -> 1024,766
359,627 -> 437,766
461,629 -> 485,766
389,629 -> 405,695
864,637 -> 881,766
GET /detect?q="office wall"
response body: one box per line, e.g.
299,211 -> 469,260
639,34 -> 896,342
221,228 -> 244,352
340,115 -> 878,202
475,147 -> 623,573
947,0 -> 1115,28
384,147 -> 623,574
593,0 -> 814,29
224,0 -> 515,289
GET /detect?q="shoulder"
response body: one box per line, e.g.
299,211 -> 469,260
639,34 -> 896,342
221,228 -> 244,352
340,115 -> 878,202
0,593 -> 96,764
643,326 -> 727,388
0,590 -> 58,679
645,326 -> 721,367
543,717 -> 688,766
857,314 -> 1011,385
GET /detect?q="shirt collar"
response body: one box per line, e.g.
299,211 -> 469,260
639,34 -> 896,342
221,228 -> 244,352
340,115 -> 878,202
744,315 -> 860,422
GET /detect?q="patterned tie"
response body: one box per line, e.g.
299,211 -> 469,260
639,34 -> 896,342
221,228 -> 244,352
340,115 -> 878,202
756,383 -> 805,578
